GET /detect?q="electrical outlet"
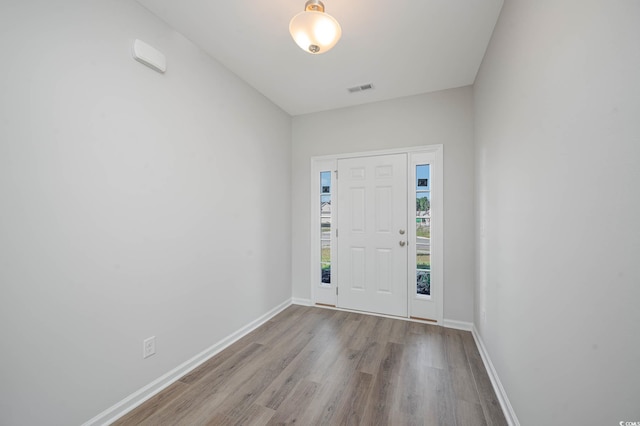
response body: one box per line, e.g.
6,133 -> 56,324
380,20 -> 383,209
143,336 -> 156,359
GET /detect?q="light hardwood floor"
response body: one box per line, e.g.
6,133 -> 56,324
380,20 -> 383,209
113,305 -> 507,426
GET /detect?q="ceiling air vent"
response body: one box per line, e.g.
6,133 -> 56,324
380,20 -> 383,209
347,83 -> 374,93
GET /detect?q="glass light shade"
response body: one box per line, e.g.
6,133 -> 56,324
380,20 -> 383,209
289,10 -> 342,54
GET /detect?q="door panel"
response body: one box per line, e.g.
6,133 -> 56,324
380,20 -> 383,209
374,248 -> 392,293
350,247 -> 366,290
337,154 -> 407,317
350,187 -> 366,232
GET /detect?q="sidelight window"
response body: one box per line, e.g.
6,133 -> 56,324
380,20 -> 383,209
320,171 -> 332,284
416,164 -> 431,296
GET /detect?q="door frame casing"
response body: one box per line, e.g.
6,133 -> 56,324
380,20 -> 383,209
310,144 -> 444,324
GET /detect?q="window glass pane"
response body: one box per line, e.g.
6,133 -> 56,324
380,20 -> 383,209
321,239 -> 331,285
416,192 -> 430,217
417,252 -> 430,270
416,223 -> 430,297
416,220 -> 430,238
416,164 -> 430,190
416,164 -> 431,296
417,228 -> 431,293
321,197 -> 331,214
321,171 -> 331,193
321,217 -> 331,238
320,171 -> 331,286
417,270 -> 430,295
321,264 -> 331,284
321,240 -> 331,262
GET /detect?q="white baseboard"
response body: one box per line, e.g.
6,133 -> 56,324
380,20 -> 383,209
291,297 -> 312,306
472,326 -> 520,426
443,318 -> 474,331
82,298 -> 293,426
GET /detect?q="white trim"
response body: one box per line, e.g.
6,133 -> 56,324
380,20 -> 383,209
292,298 -> 312,306
472,326 -> 521,426
443,319 -> 474,331
310,144 -> 444,322
82,299 -> 292,426
310,158 -> 338,306
408,148 -> 444,324
312,144 -> 444,161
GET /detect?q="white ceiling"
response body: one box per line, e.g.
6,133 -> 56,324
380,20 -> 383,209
136,0 -> 504,116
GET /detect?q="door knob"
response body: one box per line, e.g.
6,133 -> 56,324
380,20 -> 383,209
399,241 -> 406,247
399,229 -> 405,235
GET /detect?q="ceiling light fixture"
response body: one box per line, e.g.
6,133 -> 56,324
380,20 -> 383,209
289,0 -> 342,55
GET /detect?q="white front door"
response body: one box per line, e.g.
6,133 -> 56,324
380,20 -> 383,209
336,154 -> 408,317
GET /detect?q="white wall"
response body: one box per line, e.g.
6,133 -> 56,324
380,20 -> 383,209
292,87 -> 476,322
474,1 -> 640,424
0,1 -> 291,424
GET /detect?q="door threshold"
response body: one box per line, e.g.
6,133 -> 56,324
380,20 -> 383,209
312,304 -> 441,326
410,315 -> 438,323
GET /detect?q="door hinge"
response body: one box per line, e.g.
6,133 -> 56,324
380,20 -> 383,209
336,229 -> 338,237
335,170 -> 338,179
336,287 -> 339,295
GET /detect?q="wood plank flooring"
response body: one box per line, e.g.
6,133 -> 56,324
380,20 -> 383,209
113,306 -> 507,426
